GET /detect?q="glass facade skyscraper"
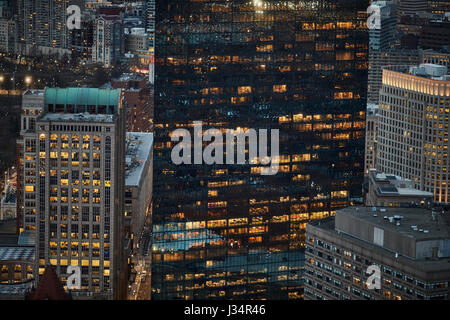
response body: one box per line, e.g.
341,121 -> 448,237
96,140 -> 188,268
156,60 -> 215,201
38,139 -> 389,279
153,0 -> 368,300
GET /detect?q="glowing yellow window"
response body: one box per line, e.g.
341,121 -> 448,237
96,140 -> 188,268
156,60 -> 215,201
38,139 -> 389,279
238,86 -> 252,95
273,84 -> 287,93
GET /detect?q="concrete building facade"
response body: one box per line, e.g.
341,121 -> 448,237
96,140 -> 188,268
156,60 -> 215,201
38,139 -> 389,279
305,206 -> 450,300
377,64 -> 450,203
17,88 -> 128,299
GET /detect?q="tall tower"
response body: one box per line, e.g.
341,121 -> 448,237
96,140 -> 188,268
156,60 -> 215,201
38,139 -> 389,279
17,88 -> 127,299
152,0 -> 369,300
15,0 -> 71,51
378,64 -> 450,203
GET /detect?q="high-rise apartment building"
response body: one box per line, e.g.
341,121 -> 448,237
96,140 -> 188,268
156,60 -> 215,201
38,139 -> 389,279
0,18 -> 15,54
378,64 -> 450,203
17,88 -> 127,299
15,0 -> 72,55
16,90 -> 46,233
92,16 -> 124,67
153,0 -> 368,300
305,206 -> 450,300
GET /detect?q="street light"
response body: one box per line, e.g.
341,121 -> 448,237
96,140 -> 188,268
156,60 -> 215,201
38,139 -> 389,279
25,76 -> 32,88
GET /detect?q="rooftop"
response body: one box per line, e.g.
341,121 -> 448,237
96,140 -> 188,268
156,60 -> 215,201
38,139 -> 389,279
371,170 -> 433,198
40,112 -> 115,123
338,206 -> 450,242
384,64 -> 450,81
125,132 -> 153,187
44,88 -> 121,113
23,89 -> 44,96
308,215 -> 450,273
113,73 -> 146,82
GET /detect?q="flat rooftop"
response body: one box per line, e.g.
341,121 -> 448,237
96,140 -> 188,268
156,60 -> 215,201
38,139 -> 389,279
338,206 -> 450,241
113,73 -> 146,82
372,171 -> 433,198
377,186 -> 433,197
308,216 -> 450,274
385,64 -> 450,80
23,89 -> 44,96
40,112 -> 115,123
125,132 -> 153,187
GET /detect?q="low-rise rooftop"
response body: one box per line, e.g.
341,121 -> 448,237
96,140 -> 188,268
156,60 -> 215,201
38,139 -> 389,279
39,112 -> 115,123
125,132 -> 153,187
337,206 -> 450,242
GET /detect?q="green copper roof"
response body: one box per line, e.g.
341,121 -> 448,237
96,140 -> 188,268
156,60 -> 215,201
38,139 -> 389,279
44,88 -> 121,114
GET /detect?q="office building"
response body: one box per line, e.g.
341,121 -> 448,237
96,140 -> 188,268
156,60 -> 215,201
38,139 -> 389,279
125,132 -> 153,248
369,1 -> 397,51
397,0 -> 429,17
71,11 -> 95,64
305,206 -> 450,300
365,169 -> 433,206
16,87 -> 127,299
377,64 -> 450,203
421,49 -> 450,67
420,19 -> 450,51
428,0 -> 450,14
153,0 -> 368,300
364,103 -> 380,176
368,49 -> 420,104
16,90 -> 46,233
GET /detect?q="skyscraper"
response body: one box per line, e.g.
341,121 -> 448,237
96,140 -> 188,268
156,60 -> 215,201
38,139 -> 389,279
92,15 -> 124,67
15,0 -> 72,54
152,0 -> 368,300
17,88 -> 128,299
377,64 -> 450,203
